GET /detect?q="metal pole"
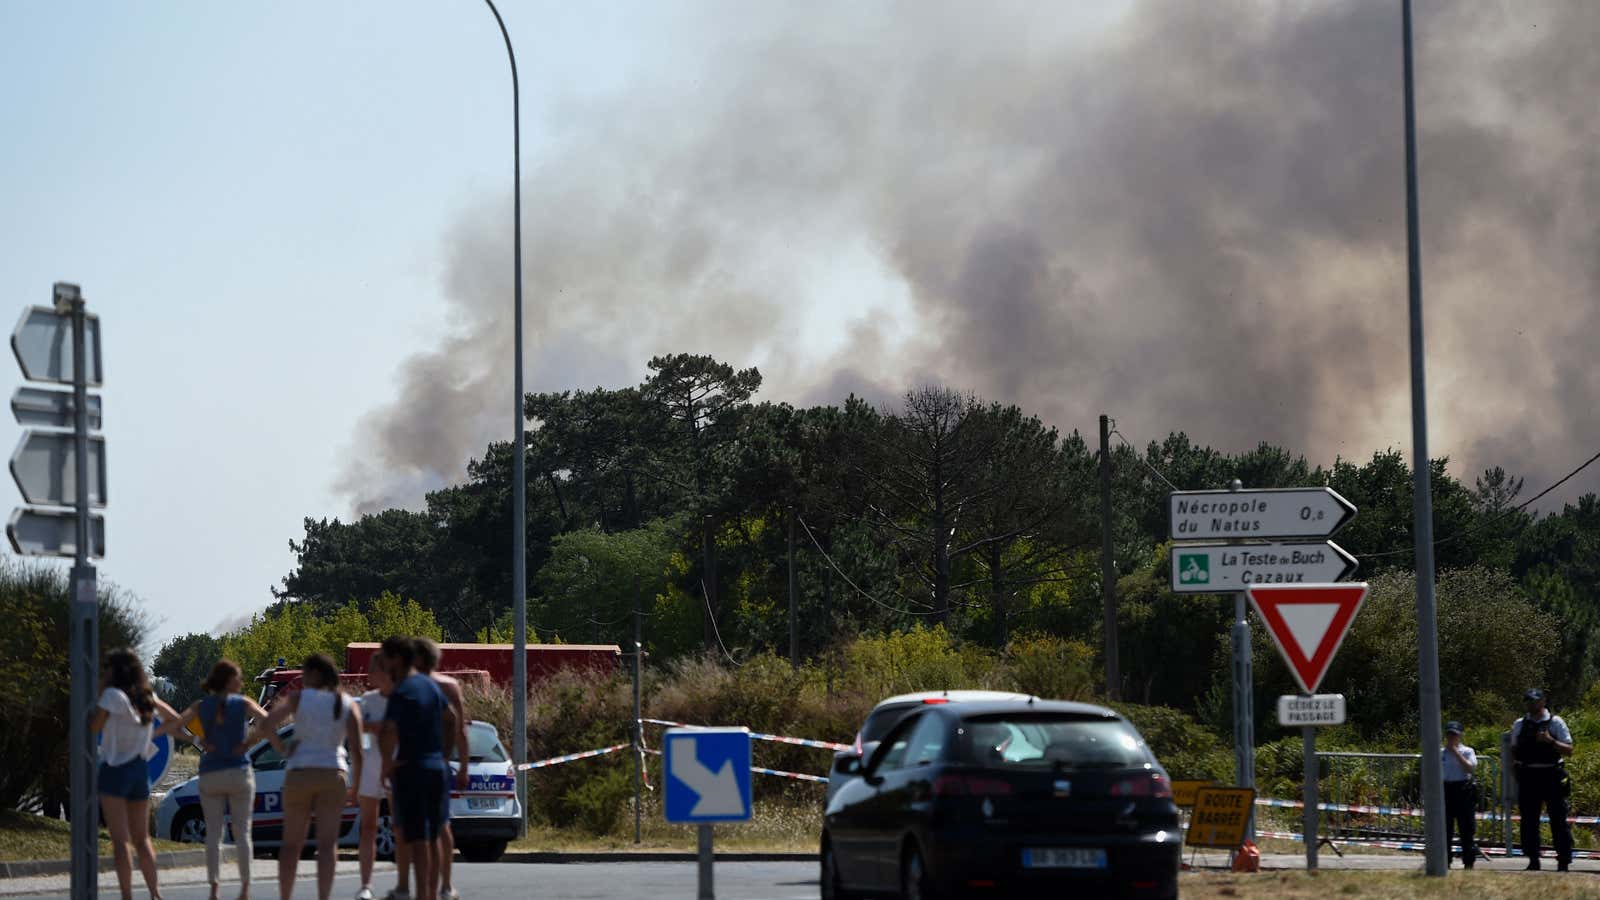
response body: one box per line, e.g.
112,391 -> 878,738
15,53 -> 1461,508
1232,590 -> 1255,842
64,284 -> 97,900
1099,415 -> 1119,700
1303,723 -> 1318,870
1501,732 -> 1514,856
633,578 -> 643,845
787,507 -> 797,667
1402,0 -> 1446,877
697,824 -> 714,899
482,0 -> 529,837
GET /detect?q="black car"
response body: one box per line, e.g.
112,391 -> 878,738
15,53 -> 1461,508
821,700 -> 1180,899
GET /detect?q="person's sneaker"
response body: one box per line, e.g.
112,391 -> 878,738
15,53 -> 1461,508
356,889 -> 374,900
441,890 -> 461,900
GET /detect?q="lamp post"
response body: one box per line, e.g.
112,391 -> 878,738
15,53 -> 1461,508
482,0 -> 528,838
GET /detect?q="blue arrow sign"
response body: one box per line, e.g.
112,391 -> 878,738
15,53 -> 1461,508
663,728 -> 752,823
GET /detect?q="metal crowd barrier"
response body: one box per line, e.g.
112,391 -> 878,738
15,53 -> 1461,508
1316,747 -> 1508,855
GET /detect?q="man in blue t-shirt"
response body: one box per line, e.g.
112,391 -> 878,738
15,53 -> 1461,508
379,635 -> 455,900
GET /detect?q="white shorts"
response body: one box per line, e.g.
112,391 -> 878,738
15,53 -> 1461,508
359,750 -> 386,799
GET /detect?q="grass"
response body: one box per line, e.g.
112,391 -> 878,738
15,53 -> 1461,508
1186,870 -> 1600,898
0,810 -> 186,862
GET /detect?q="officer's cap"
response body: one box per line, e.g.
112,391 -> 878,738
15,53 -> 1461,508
1524,688 -> 1545,702
1444,721 -> 1463,735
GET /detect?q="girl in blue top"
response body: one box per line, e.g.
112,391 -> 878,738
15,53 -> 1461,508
170,661 -> 274,900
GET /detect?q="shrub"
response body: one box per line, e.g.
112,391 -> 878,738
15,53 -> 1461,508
560,764 -> 633,835
1114,703 -> 1232,783
997,632 -> 1096,700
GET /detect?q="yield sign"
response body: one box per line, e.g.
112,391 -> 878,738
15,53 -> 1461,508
1247,583 -> 1369,694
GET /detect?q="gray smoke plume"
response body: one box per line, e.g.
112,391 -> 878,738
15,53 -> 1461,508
339,0 -> 1600,514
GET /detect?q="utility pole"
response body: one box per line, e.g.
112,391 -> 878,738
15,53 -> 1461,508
633,576 -> 644,845
787,506 -> 798,667
1402,0 -> 1446,876
1099,415 -> 1119,701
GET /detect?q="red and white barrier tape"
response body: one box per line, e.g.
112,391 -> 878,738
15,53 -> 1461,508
1251,829 -> 1600,860
516,743 -> 628,772
639,718 -> 849,752
641,747 -> 829,785
1257,795 -> 1600,825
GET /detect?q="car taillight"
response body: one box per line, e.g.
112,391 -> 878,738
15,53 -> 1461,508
933,775 -> 1013,797
1110,773 -> 1172,799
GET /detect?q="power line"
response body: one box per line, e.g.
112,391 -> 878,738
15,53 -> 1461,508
795,514 -> 942,618
1108,425 -> 1181,492
1363,446 -> 1600,559
698,577 -> 740,667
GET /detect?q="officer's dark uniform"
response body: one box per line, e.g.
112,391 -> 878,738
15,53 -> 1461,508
1513,690 -> 1573,871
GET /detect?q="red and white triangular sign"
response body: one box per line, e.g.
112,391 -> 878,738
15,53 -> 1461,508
1247,583 -> 1369,695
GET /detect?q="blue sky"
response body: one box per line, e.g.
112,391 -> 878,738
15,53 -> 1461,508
0,1 -> 678,644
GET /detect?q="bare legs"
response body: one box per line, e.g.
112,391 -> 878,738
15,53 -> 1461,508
100,795 -> 161,900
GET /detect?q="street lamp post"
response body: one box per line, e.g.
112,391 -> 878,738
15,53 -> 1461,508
482,0 -> 528,838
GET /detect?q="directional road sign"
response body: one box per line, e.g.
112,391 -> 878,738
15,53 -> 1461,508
1248,583 -> 1369,694
11,306 -> 102,386
10,430 -> 107,507
7,507 -> 105,557
1170,542 -> 1356,594
12,386 -> 103,430
664,727 -> 752,823
1169,487 -> 1356,541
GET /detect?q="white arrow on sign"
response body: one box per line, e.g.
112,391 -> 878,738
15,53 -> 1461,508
12,386 -> 103,430
10,430 -> 107,507
7,507 -> 105,557
11,306 -> 102,386
667,735 -> 746,817
1169,487 -> 1356,541
1170,541 -> 1357,594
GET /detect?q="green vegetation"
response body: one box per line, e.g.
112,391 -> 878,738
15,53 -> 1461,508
0,810 -> 183,863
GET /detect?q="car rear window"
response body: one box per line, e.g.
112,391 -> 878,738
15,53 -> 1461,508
960,715 -> 1147,769
861,703 -> 919,743
468,723 -> 508,762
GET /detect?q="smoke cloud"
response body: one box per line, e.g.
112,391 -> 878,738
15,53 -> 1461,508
339,0 -> 1600,514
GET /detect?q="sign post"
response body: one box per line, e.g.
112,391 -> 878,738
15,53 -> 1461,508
11,284 -> 106,900
664,728 -> 753,900
1170,483 -> 1357,850
1250,583 -> 1370,871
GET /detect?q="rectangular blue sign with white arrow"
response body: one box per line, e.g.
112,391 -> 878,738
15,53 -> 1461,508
663,727 -> 752,823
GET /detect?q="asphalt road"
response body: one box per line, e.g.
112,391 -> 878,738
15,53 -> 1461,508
0,860 -> 821,900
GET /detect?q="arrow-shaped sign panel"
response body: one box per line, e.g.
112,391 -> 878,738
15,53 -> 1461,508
12,306 -> 102,386
1248,583 -> 1369,695
7,507 -> 105,558
1169,487 -> 1356,541
663,728 -> 752,823
10,430 -> 107,508
1170,541 -> 1356,594
12,386 -> 103,430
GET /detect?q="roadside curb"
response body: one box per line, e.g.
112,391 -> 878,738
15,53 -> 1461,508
0,848 -> 231,880
500,851 -> 817,864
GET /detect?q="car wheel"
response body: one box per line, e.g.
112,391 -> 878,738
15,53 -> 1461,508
374,810 -> 397,861
171,808 -> 206,844
901,842 -> 941,900
820,839 -> 855,900
457,840 -> 507,863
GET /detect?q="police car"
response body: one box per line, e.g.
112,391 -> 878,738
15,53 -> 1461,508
156,720 -> 521,863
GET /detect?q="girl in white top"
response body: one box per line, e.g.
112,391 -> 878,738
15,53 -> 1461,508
355,655 -> 394,900
247,654 -> 362,900
91,648 -> 181,900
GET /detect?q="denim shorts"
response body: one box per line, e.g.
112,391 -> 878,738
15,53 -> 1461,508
98,758 -> 150,801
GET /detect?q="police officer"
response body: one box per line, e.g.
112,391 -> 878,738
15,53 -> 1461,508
1441,721 -> 1477,869
1510,688 -> 1574,871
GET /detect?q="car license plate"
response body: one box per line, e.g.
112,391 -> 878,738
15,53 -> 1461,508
467,797 -> 500,810
1023,847 -> 1107,869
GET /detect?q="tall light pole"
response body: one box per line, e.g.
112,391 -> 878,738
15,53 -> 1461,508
1401,0 -> 1446,877
483,0 -> 528,838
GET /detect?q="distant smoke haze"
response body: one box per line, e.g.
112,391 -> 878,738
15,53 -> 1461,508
339,0 -> 1600,516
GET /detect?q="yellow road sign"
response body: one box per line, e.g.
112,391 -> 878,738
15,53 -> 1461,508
1171,779 -> 1214,809
1188,786 -> 1255,849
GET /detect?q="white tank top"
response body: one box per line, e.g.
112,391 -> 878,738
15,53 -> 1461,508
289,689 -> 349,773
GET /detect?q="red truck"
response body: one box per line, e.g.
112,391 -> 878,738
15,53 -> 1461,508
254,641 -> 619,708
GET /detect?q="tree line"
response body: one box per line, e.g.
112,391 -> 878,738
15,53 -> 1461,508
190,353 -> 1598,725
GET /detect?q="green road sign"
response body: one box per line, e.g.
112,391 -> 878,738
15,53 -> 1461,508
1177,552 -> 1211,586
